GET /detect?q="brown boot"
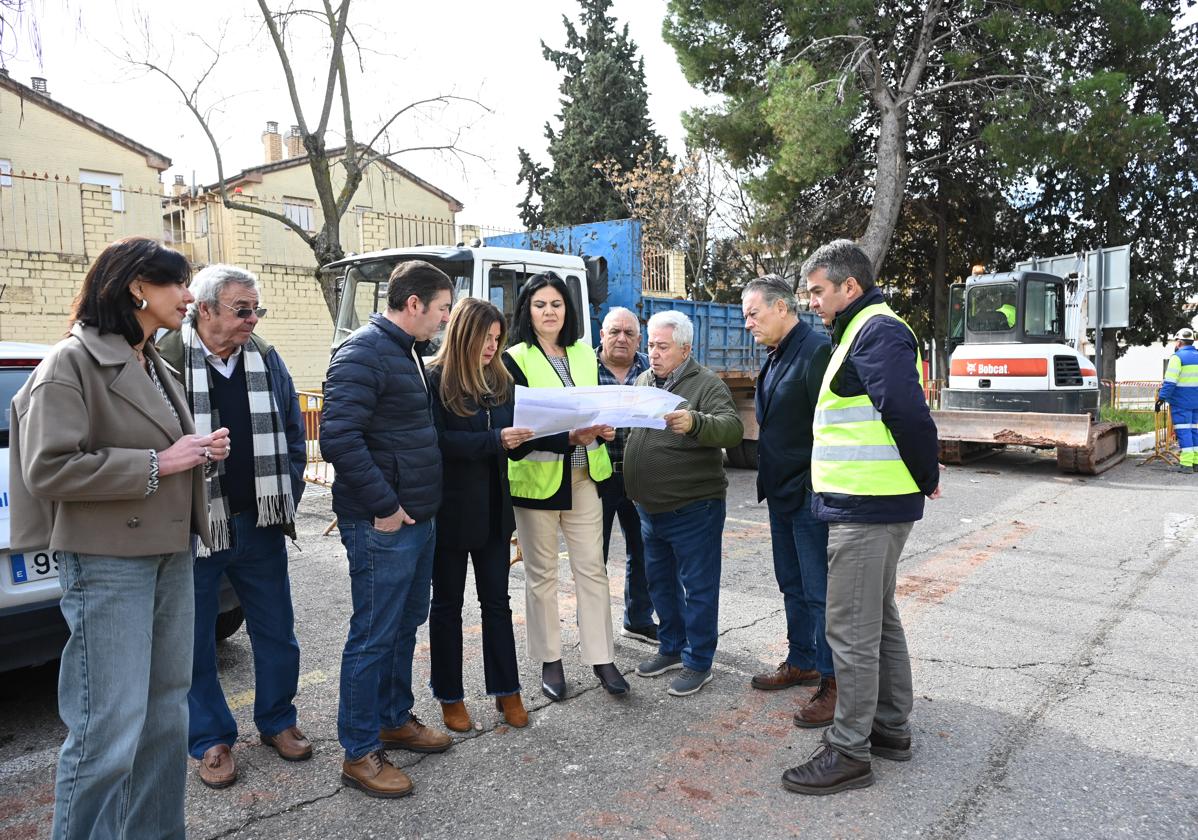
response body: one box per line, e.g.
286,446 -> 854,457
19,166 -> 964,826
794,677 -> 837,728
196,744 -> 237,789
440,701 -> 472,733
341,750 -> 413,799
380,715 -> 453,753
495,693 -> 529,728
751,661 -> 821,691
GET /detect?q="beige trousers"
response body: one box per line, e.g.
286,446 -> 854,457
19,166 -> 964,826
513,468 -> 615,665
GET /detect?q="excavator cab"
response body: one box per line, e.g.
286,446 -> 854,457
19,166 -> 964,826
963,272 -> 1065,344
935,269 -> 1126,475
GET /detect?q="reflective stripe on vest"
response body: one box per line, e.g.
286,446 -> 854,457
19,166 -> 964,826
1165,352 -> 1198,388
811,302 -> 922,496
505,342 -> 613,499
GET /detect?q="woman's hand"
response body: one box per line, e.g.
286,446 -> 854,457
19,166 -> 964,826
501,427 -> 536,450
158,427 -> 231,477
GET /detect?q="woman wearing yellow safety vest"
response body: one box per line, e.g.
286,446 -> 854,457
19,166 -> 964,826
502,273 -> 629,700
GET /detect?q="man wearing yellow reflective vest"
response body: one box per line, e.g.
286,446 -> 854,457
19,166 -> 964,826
1155,327 -> 1198,472
781,240 -> 940,797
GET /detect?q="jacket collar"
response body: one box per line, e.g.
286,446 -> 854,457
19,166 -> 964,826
369,312 -> 416,352
71,322 -> 140,366
831,287 -> 885,343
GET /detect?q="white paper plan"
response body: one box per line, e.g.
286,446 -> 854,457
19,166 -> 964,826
513,385 -> 686,437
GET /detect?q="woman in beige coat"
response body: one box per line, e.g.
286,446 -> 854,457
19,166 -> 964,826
9,236 -> 230,840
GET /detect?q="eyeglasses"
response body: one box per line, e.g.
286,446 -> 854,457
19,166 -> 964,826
220,302 -> 268,319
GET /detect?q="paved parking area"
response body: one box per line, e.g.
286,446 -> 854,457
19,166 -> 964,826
1,452 -> 1195,839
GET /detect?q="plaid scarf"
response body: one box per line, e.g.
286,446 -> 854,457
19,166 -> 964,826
182,322 -> 294,554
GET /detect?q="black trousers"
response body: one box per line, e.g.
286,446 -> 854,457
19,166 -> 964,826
428,533 -> 521,701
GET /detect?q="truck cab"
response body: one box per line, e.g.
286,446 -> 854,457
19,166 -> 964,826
324,245 -> 605,352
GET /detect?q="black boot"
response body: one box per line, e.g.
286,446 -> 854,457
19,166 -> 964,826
782,744 -> 874,795
593,662 -> 629,695
541,660 -> 567,701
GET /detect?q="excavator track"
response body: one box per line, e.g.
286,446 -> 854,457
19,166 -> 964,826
1056,421 -> 1128,475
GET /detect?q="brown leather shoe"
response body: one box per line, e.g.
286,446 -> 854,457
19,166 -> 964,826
751,661 -> 821,691
379,715 -> 453,753
440,701 -> 473,733
197,744 -> 236,789
260,725 -> 313,761
495,693 -> 529,728
793,676 -> 837,728
781,744 -> 874,795
341,750 -> 413,799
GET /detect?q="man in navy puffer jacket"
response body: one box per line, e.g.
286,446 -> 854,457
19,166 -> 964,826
321,260 -> 454,798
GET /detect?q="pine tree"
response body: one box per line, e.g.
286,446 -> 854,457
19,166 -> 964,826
517,0 -> 665,227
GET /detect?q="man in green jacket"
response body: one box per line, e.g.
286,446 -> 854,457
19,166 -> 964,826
624,310 -> 744,697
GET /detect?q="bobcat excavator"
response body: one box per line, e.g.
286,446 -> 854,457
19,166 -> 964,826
933,267 -> 1128,475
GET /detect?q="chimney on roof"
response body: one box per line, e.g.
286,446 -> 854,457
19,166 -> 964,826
31,76 -> 49,95
286,125 -> 304,159
172,174 -> 187,198
262,121 -> 282,164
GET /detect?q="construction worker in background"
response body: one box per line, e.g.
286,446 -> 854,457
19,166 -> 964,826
1155,327 -> 1198,473
997,302 -> 1016,329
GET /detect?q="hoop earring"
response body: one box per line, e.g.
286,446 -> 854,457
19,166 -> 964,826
135,297 -> 149,310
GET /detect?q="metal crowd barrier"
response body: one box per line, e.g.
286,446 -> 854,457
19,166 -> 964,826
297,390 -> 338,535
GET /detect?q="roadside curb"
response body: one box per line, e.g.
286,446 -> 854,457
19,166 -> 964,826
1127,432 -> 1155,454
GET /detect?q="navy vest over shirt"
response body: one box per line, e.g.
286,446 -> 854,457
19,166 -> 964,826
209,357 -> 256,515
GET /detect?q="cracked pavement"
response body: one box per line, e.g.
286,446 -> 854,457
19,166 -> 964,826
1,447 -> 1195,839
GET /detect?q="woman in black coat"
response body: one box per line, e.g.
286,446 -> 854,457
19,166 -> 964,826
426,298 -> 535,730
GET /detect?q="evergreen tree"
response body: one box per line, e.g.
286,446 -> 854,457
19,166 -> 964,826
517,0 -> 665,227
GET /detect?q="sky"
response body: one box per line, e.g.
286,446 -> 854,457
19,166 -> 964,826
2,0 -> 715,230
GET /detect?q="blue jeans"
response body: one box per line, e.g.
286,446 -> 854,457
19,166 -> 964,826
189,514 -> 300,758
53,549 -> 194,840
601,474 -> 655,628
638,498 -> 725,672
768,499 -> 833,677
338,518 -> 436,760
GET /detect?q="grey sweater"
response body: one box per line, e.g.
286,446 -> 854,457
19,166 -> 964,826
624,357 -> 744,514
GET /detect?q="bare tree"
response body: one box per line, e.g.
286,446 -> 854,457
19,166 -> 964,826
128,0 -> 488,315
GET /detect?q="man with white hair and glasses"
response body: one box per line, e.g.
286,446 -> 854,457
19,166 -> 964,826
158,264 -> 308,789
624,310 -> 743,696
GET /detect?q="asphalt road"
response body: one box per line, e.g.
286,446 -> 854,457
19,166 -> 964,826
1,450 -> 1196,839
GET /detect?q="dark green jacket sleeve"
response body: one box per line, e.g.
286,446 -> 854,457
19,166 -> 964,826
688,374 -> 744,449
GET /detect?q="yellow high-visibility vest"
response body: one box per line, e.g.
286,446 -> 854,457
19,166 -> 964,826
811,302 -> 923,496
505,341 -> 613,499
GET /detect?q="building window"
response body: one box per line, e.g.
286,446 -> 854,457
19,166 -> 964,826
79,169 -> 125,212
196,207 -> 209,237
0,159 -> 11,187
283,197 -> 315,233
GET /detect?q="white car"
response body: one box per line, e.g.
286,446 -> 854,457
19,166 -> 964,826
0,340 -> 242,672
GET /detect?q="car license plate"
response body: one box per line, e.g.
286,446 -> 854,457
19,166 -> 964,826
9,550 -> 60,585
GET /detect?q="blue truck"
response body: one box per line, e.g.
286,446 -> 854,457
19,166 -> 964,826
324,218 -> 825,468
